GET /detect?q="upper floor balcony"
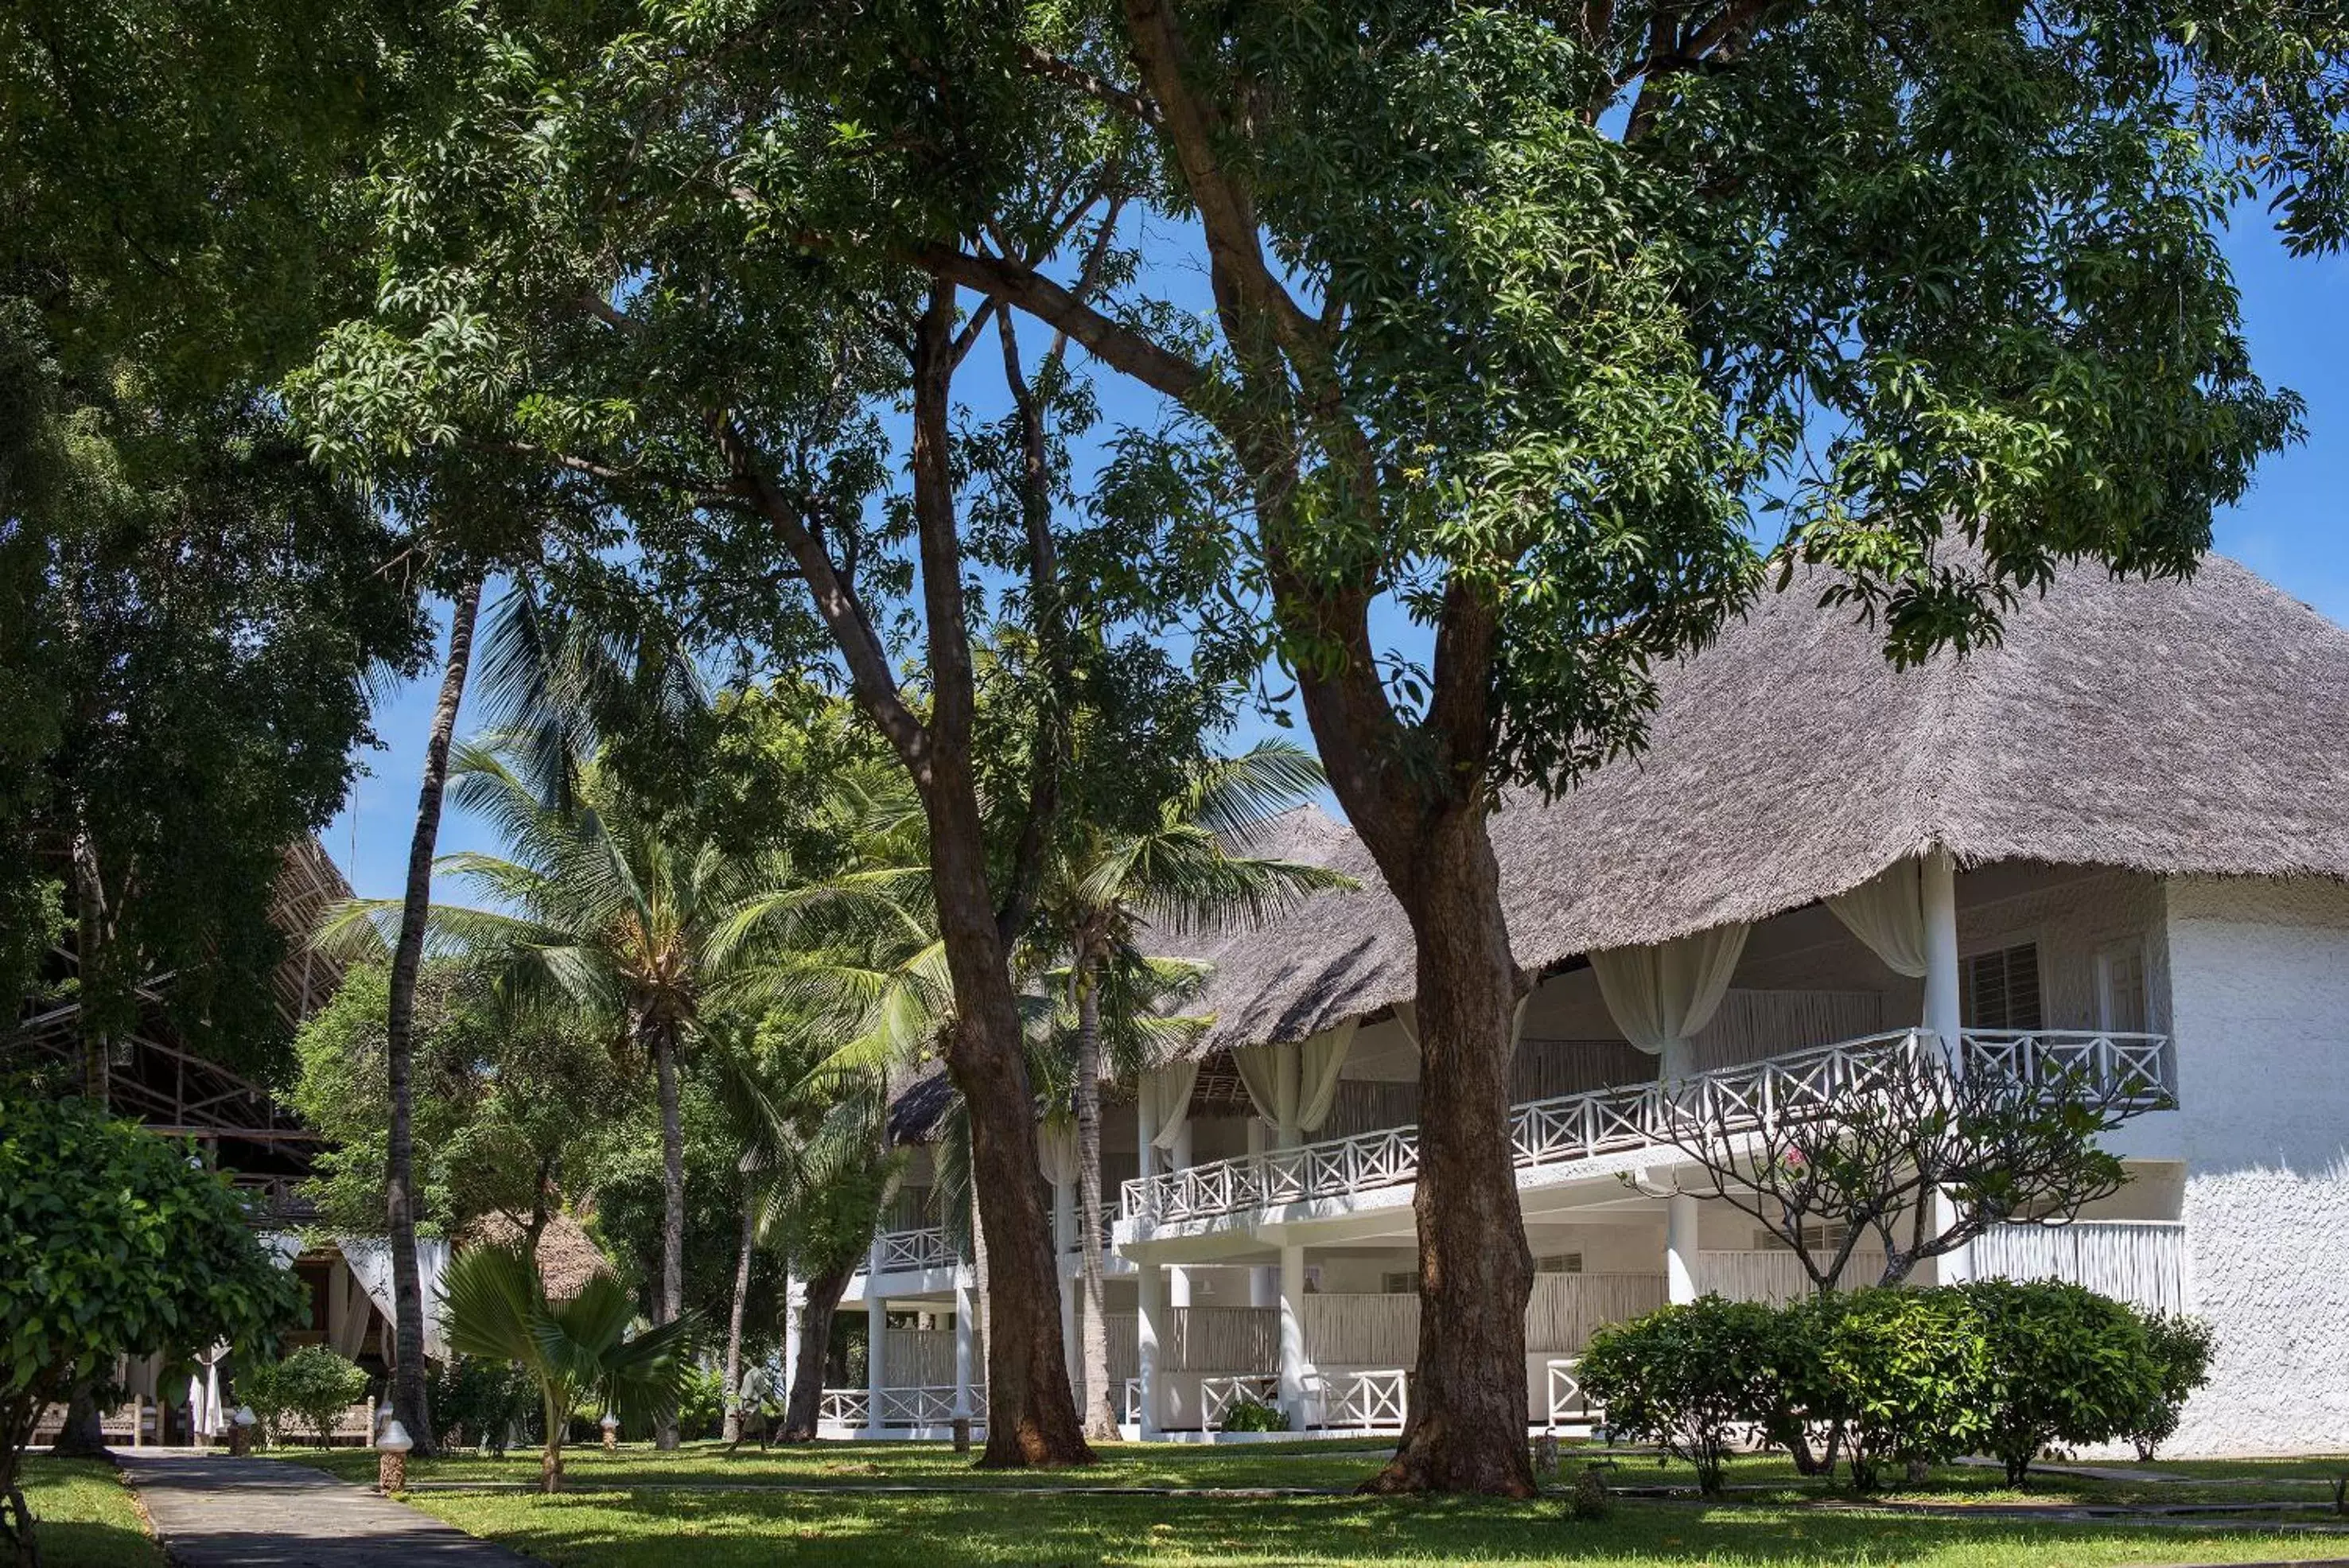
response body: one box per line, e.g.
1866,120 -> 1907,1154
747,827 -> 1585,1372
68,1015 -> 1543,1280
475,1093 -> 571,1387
1118,1028 -> 2174,1234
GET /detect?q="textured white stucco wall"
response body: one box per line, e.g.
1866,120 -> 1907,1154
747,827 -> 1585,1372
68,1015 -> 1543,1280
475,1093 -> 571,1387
2166,876 -> 2349,1454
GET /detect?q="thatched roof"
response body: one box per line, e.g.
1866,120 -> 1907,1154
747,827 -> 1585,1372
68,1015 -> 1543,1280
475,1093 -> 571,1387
1177,553 -> 2349,1056
471,1211 -> 612,1301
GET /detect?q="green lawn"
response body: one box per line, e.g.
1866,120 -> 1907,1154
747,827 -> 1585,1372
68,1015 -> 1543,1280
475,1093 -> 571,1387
14,1458 -> 161,1568
267,1441 -> 2349,1566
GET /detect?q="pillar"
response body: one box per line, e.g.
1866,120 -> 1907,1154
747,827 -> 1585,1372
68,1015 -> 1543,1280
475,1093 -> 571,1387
1921,846 -> 1970,1282
953,1272 -> 975,1422
1277,1243 -> 1308,1431
1136,1259 -> 1164,1438
1246,1121 -> 1278,1308
1167,1119 -> 1192,1309
865,1237 -> 887,1438
1662,1039 -> 1701,1303
782,1269 -> 804,1395
1052,1176 -> 1078,1388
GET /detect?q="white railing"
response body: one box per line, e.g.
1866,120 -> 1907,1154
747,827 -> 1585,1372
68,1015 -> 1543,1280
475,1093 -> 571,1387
1122,1377 -> 1141,1426
1545,1358 -> 1596,1426
873,1226 -> 959,1274
1316,1368 -> 1409,1430
1973,1220 -> 2191,1315
1200,1373 -> 1281,1427
817,1385 -> 986,1429
1122,1028 -> 2173,1228
818,1387 -> 867,1426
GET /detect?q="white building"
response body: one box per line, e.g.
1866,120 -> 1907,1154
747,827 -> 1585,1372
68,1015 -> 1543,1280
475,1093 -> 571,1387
830,554 -> 2349,1455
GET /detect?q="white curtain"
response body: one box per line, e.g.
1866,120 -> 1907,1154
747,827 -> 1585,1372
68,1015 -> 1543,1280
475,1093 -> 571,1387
1826,858 -> 1930,978
1296,1021 -> 1356,1134
329,1265 -> 369,1359
1232,1041 -> 1293,1130
1231,1022 -> 1357,1136
1146,1058 -> 1203,1151
1035,1116 -> 1081,1188
337,1236 -> 453,1362
1590,924 -> 1751,1058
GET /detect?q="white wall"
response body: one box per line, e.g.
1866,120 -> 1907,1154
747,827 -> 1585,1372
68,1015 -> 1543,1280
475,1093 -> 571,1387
2164,875 -> 2349,1453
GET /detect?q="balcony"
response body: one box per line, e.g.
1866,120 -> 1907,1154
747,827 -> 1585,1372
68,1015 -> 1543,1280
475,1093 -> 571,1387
1120,1029 -> 2174,1230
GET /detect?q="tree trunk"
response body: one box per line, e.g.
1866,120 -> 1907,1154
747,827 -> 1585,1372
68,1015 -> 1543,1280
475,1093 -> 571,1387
904,284 -> 1087,1467
721,1185 -> 756,1445
386,574 -> 482,1461
1352,806 -> 1535,1497
779,1257 -> 857,1442
1074,965 -> 1116,1439
651,1016 -> 686,1449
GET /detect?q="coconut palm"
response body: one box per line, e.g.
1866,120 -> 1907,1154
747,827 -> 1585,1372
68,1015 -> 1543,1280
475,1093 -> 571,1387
318,738 -> 803,1445
439,1240 -> 696,1492
1036,739 -> 1356,1438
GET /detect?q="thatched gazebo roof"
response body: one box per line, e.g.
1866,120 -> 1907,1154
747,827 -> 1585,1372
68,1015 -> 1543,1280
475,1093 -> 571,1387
1176,553 -> 2349,1058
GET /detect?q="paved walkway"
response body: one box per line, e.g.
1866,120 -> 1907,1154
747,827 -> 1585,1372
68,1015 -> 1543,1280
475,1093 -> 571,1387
117,1452 -> 537,1566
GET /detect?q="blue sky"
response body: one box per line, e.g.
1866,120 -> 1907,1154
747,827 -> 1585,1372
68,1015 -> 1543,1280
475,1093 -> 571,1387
324,220 -> 2349,902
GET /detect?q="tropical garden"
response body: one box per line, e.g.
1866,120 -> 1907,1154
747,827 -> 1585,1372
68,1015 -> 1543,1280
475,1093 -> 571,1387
4,0 -> 2349,1564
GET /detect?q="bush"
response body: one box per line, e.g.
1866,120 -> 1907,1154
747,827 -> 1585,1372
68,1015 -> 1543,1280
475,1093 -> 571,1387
1805,1287 -> 1987,1490
671,1364 -> 726,1442
1962,1278 -> 2161,1484
2127,1312 -> 2215,1461
430,1355 -> 539,1455
1559,1464 -> 1614,1522
1216,1395 -> 1289,1433
1580,1296 -> 1789,1494
240,1346 -> 368,1447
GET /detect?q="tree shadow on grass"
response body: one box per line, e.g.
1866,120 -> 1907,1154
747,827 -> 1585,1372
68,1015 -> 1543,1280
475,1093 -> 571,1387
414,1484 -> 2326,1566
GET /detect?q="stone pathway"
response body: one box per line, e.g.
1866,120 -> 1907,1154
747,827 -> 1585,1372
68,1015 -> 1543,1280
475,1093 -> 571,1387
117,1452 -> 538,1566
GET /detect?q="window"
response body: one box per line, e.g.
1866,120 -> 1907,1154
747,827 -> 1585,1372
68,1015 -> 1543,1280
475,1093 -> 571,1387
1381,1271 -> 1418,1296
1534,1253 -> 1585,1275
2098,942 -> 2150,1034
1963,942 -> 2043,1029
1757,1224 -> 1849,1254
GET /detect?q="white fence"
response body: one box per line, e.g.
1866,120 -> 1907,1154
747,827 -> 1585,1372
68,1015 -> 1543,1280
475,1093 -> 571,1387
1694,1249 -> 1890,1301
1972,1220 -> 2191,1314
1124,1029 -> 2173,1226
873,1226 -> 959,1274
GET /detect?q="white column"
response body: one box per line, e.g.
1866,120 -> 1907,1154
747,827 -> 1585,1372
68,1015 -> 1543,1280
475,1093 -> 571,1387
1921,846 -> 1970,1282
865,1237 -> 887,1438
1277,1243 -> 1309,1430
1136,1259 -> 1164,1438
953,1272 -> 976,1422
1166,1119 -> 1192,1309
1661,1040 -> 1702,1302
782,1268 -> 804,1396
1052,1176 -> 1078,1388
1246,1121 -> 1277,1308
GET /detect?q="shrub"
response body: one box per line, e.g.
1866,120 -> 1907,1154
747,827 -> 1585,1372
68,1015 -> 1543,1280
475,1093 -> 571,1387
1962,1278 -> 2161,1484
1807,1287 -> 1987,1490
1216,1394 -> 1289,1433
2,1095 -> 301,1562
430,1355 -> 539,1455
672,1364 -> 727,1442
1579,1296 -> 1787,1494
2127,1312 -> 2215,1461
1560,1464 -> 1614,1522
241,1345 -> 368,1447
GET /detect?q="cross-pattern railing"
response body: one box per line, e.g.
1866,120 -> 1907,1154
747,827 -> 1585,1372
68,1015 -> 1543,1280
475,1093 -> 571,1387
819,1385 -> 987,1429
817,1387 -> 867,1427
1199,1373 -> 1281,1427
872,1226 -> 960,1274
1121,1029 -> 2173,1228
1545,1358 -> 1594,1427
1315,1368 -> 1409,1430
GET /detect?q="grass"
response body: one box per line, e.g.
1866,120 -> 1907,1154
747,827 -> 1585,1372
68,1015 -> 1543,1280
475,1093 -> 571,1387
14,1458 -> 162,1568
266,1441 -> 2349,1566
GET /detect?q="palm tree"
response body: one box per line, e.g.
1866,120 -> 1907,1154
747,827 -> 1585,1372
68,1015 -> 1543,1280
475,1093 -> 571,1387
439,1241 -> 695,1492
1036,739 -> 1355,1438
321,739 -> 796,1446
